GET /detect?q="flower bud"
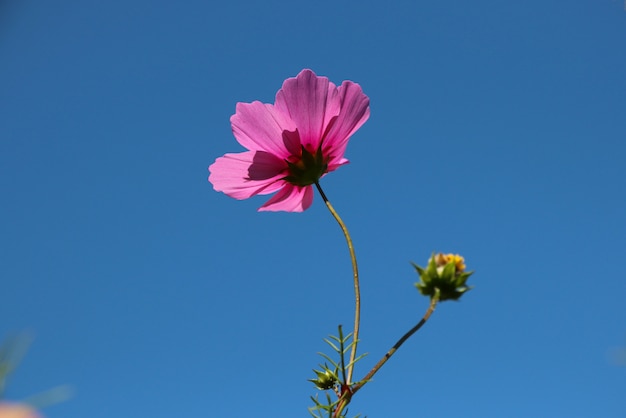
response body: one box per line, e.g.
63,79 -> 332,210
308,366 -> 338,391
0,403 -> 41,418
413,253 -> 473,301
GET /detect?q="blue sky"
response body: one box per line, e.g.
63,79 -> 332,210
1,1 -> 625,417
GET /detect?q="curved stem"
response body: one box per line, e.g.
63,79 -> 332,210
352,291 -> 440,395
314,181 -> 360,386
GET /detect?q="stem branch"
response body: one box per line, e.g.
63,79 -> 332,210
352,291 -> 440,395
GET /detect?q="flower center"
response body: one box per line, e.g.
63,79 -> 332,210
283,146 -> 328,186
434,253 -> 466,273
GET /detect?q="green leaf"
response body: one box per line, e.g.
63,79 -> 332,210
316,353 -> 339,369
323,338 -> 340,353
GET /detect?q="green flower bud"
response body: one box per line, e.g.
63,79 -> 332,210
413,253 -> 473,301
308,365 -> 338,391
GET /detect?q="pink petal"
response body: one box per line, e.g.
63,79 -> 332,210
0,403 -> 41,418
274,69 -> 341,152
258,184 -> 314,212
326,157 -> 350,173
231,101 -> 298,159
322,81 -> 370,167
209,151 -> 286,199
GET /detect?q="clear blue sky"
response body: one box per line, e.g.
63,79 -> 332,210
1,1 -> 625,417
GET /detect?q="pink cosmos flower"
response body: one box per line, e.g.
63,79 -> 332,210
0,403 -> 41,418
209,69 -> 370,212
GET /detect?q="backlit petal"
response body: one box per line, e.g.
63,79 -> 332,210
326,157 -> 350,173
231,101 -> 298,159
209,151 -> 286,199
322,80 -> 370,166
275,69 -> 341,151
258,184 -> 313,212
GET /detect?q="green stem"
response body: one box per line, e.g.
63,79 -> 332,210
314,181 -> 360,386
352,290 -> 440,395
337,325 -> 347,385
333,392 -> 351,418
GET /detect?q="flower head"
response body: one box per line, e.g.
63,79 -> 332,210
413,253 -> 473,301
209,69 -> 370,212
433,253 -> 466,274
0,403 -> 41,418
